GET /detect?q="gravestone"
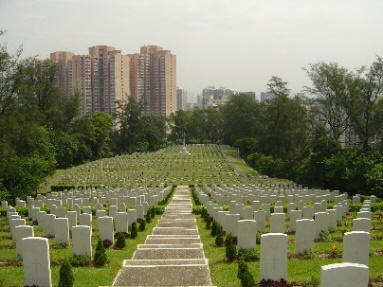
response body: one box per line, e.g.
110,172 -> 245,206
66,211 -> 77,230
289,210 -> 302,232
72,225 -> 92,257
295,219 -> 315,255
115,212 -> 129,233
79,213 -> 92,226
270,213 -> 285,233
320,263 -> 369,287
352,218 -> 371,232
254,210 -> 266,233
54,218 -> 69,245
15,225 -> 34,256
237,220 -> 257,250
260,233 -> 288,281
342,231 -> 370,266
98,216 -> 114,244
22,237 -> 52,287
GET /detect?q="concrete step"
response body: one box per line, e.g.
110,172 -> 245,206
133,248 -> 204,259
137,243 -> 202,249
153,227 -> 198,235
112,264 -> 213,286
145,237 -> 201,244
146,235 -> 200,240
122,258 -> 208,266
157,222 -> 196,228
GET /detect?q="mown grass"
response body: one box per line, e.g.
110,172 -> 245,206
196,211 -> 383,287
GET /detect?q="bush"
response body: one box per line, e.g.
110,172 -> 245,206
215,233 -> 224,247
70,255 -> 90,267
58,259 -> 74,287
258,279 -> 293,287
192,205 -> 206,215
225,233 -> 234,247
238,248 -> 259,261
131,222 -> 138,239
115,233 -> 126,249
94,239 -> 107,267
139,220 -> 146,231
225,236 -> 237,262
103,239 -> 113,248
238,259 -> 255,287
211,221 -> 219,236
205,217 -> 212,229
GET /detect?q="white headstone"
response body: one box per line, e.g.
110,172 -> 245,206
14,225 -> 34,256
352,218 -> 371,232
115,212 -> 129,233
97,216 -> 114,244
22,237 -> 52,287
260,233 -> 288,281
79,213 -> 92,226
342,231 -> 370,266
237,220 -> 257,250
270,213 -> 285,233
320,263 -> 369,287
54,218 -> 69,245
295,219 -> 315,255
72,225 -> 92,257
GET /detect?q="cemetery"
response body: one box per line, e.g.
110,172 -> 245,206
0,145 -> 382,287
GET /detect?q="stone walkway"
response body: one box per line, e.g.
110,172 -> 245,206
112,186 -> 214,287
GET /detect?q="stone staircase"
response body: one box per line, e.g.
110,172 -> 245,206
112,186 -> 214,287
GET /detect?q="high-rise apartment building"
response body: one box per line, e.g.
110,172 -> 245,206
202,86 -> 236,109
138,45 -> 177,116
50,51 -> 74,95
177,87 -> 187,110
51,44 -> 176,117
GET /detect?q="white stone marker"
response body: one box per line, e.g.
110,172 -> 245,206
274,206 -> 283,213
270,213 -> 285,233
352,218 -> 371,232
357,211 -> 371,220
303,206 -> 314,219
327,209 -> 337,230
109,205 -> 117,219
260,233 -> 288,281
98,216 -> 114,244
295,219 -> 315,255
115,212 -> 129,233
54,218 -> 69,245
22,237 -> 52,287
72,225 -> 92,258
44,214 -> 56,237
127,209 -> 137,228
14,225 -> 34,256
237,220 -> 257,250
342,231 -> 370,266
83,206 -> 92,214
136,205 -> 144,219
10,218 -> 26,241
320,263 -> 369,287
314,212 -> 329,238
79,213 -> 92,226
289,210 -> 302,232
66,211 -> 77,230
224,213 -> 240,237
96,210 -> 106,218
254,210 -> 266,233
55,207 -> 66,218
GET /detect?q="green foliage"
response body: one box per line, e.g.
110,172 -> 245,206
58,259 -> 74,287
69,255 -> 90,267
237,248 -> 259,261
130,222 -> 138,239
237,259 -> 255,287
139,219 -> 146,231
94,239 -> 108,267
215,233 -> 224,247
115,232 -> 126,249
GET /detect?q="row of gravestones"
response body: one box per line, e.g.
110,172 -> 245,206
2,187 -> 172,287
195,187 -> 374,287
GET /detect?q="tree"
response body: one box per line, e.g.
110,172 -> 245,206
305,63 -> 353,140
348,56 -> 383,152
58,259 -> 74,287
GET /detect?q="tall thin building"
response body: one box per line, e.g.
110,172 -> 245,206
50,51 -> 74,95
138,45 -> 176,116
71,55 -> 91,114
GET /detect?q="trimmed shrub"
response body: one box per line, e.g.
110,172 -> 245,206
238,259 -> 255,287
70,255 -> 90,267
226,241 -> 237,262
131,222 -> 138,239
139,220 -> 146,231
58,259 -> 74,287
215,233 -> 224,247
94,239 -> 107,267
115,233 -> 126,249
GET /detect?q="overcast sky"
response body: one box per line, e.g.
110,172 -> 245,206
1,0 -> 383,100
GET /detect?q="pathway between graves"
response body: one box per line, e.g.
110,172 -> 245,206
112,185 -> 215,287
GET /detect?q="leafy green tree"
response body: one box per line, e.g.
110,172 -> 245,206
58,259 -> 74,287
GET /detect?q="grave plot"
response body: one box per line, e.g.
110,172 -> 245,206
192,182 -> 383,287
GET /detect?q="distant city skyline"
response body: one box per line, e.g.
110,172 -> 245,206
1,0 -> 383,97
